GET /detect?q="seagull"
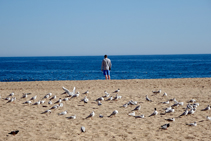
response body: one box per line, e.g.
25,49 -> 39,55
58,103 -> 63,108
48,100 -> 52,105
134,115 -> 144,118
50,95 -> 56,101
146,95 -> 152,102
96,97 -> 104,101
65,87 -> 76,97
40,100 -> 45,105
62,87 -> 71,95
66,115 -> 76,119
83,96 -> 89,103
85,111 -> 95,119
72,92 -> 80,98
160,123 -> 170,130
5,97 -> 11,101
33,100 -> 41,106
8,92 -> 14,97
23,100 -> 32,105
163,92 -> 167,97
48,93 -> 52,96
50,105 -> 59,110
114,94 -> 122,100
165,108 -> 175,113
161,101 -> 169,104
207,116 -> 211,121
163,106 -> 172,111
178,109 -> 189,117
54,98 -> 62,104
98,101 -> 102,106
43,94 -> 50,99
113,88 -> 120,93
83,90 -> 89,96
63,97 -> 69,102
128,100 -> 138,105
169,98 -> 176,101
178,102 -> 184,106
58,110 -> 67,115
148,108 -> 158,117
30,95 -> 37,101
165,118 -> 175,122
201,105 -> 210,111
188,108 -> 196,115
107,96 -> 113,101
108,110 -> 118,117
186,122 -> 197,126
104,92 -> 110,98
8,130 -> 19,136
189,99 -> 196,103
81,126 -> 86,133
152,89 -> 161,94
21,93 -> 31,98
41,110 -> 51,115
6,97 -> 15,104
122,103 -> 128,108
128,111 -> 135,116
132,105 -> 141,111
99,114 -> 104,118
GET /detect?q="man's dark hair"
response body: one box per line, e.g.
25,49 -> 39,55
104,55 -> 107,58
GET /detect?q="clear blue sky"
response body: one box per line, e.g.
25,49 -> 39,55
0,0 -> 211,57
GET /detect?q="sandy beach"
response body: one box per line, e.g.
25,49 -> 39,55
0,78 -> 211,141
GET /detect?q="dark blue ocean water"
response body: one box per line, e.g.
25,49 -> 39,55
0,54 -> 211,82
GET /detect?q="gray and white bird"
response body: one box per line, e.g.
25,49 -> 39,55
128,111 -> 136,116
8,92 -> 14,97
165,118 -> 175,122
207,116 -> 211,121
163,92 -> 167,97
54,98 -> 62,104
160,123 -> 170,130
108,110 -> 118,117
48,100 -> 52,105
83,96 -> 89,103
152,89 -> 161,94
23,100 -> 32,105
179,109 -> 189,117
113,88 -> 120,93
107,96 -> 113,101
201,105 -> 210,111
66,115 -> 76,119
134,115 -> 144,118
81,126 -> 86,133
50,95 -> 56,101
83,90 -> 89,96
30,95 -> 37,101
41,109 -> 51,115
132,105 -> 141,111
146,95 -> 152,102
98,101 -> 102,106
58,110 -> 67,115
186,122 -> 197,126
85,111 -> 95,119
148,108 -> 158,117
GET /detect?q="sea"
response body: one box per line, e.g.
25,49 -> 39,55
0,54 -> 211,82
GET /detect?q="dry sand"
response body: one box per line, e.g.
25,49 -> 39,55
0,78 -> 211,141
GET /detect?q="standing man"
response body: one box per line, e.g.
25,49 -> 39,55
101,55 -> 112,80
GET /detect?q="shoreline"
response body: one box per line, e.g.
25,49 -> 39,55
0,78 -> 211,140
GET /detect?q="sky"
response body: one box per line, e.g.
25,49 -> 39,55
0,0 -> 211,57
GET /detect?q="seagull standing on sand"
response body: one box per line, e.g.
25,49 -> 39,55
165,118 -> 175,122
66,115 -> 76,119
81,126 -> 86,133
207,116 -> 211,121
8,92 -> 14,97
108,110 -> 118,117
85,111 -> 95,119
54,98 -> 62,104
146,95 -> 152,102
186,122 -> 197,126
48,100 -> 52,105
50,95 -> 56,101
23,100 -> 32,105
30,95 -> 37,101
152,89 -> 161,94
148,108 -> 158,117
128,111 -> 136,116
98,101 -> 102,106
83,90 -> 89,96
132,105 -> 141,111
58,110 -> 67,115
160,123 -> 170,130
83,96 -> 89,103
41,110 -> 51,115
179,109 -> 189,117
113,89 -> 120,93
163,92 -> 167,97
201,105 -> 210,111
134,115 -> 144,118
